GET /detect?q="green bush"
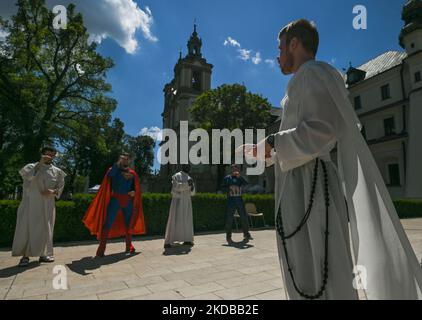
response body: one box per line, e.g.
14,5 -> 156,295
394,199 -> 422,219
1,196 -> 421,248
0,201 -> 19,247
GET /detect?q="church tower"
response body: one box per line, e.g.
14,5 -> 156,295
162,24 -> 213,133
160,25 -> 214,187
400,0 -> 422,198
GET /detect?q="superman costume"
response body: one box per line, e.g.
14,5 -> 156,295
83,164 -> 146,257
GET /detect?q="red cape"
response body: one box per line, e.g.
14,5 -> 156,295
82,167 -> 146,240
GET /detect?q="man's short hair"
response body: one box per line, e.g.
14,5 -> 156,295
40,146 -> 57,155
120,152 -> 131,159
231,164 -> 240,170
279,19 -> 319,56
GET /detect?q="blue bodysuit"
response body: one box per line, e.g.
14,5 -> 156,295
103,164 -> 135,230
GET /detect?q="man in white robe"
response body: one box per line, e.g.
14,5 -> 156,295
12,146 -> 66,267
240,19 -> 422,300
164,165 -> 196,249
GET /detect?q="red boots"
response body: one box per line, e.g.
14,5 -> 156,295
96,229 -> 109,257
125,232 -> 136,255
96,229 -> 136,257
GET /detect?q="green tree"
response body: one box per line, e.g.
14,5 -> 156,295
56,117 -> 128,193
0,0 -> 116,164
127,135 -> 156,178
189,84 -> 273,189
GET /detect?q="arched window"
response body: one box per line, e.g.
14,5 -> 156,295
192,71 -> 201,91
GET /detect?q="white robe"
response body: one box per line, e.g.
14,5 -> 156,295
164,171 -> 195,244
268,60 -> 422,300
12,163 -> 66,257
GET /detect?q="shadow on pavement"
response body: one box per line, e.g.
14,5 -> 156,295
0,261 -> 41,278
66,252 -> 140,276
222,240 -> 254,250
162,244 -> 192,256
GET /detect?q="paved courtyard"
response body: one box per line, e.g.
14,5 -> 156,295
1,219 -> 422,300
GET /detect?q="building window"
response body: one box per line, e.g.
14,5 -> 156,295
415,71 -> 421,83
192,71 -> 201,91
388,164 -> 400,186
354,96 -> 362,110
381,84 -> 391,100
384,117 -> 396,136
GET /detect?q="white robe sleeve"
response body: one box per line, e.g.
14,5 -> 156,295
274,67 -> 341,172
19,163 -> 38,182
55,169 -> 67,200
190,181 -> 196,197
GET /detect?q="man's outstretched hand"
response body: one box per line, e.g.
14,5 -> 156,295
235,140 -> 273,161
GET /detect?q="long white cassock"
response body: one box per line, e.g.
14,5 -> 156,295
267,60 -> 422,300
164,171 -> 196,245
12,163 -> 66,257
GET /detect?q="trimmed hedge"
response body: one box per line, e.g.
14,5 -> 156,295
393,199 -> 422,219
0,193 -> 275,247
1,196 -> 421,248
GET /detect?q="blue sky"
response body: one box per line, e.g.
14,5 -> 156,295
95,0 -> 405,140
0,0 -> 407,169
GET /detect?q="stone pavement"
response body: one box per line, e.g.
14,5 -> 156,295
1,219 -> 421,300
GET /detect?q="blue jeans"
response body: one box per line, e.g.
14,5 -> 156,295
225,197 -> 250,236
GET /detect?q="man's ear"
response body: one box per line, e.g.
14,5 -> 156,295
289,37 -> 299,51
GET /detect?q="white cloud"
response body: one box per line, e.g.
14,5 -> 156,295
223,36 -> 241,48
224,36 -> 267,66
238,48 -> 251,61
139,127 -> 162,142
265,59 -> 276,67
252,52 -> 262,65
0,0 -> 158,54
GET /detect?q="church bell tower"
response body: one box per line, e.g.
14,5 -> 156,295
159,25 -> 214,187
162,24 -> 213,132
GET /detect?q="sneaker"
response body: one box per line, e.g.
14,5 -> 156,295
244,233 -> 253,242
18,257 -> 29,267
164,244 -> 172,249
39,256 -> 55,263
183,242 -> 194,247
226,234 -> 233,244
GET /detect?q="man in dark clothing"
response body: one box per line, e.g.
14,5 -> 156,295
221,165 -> 253,244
